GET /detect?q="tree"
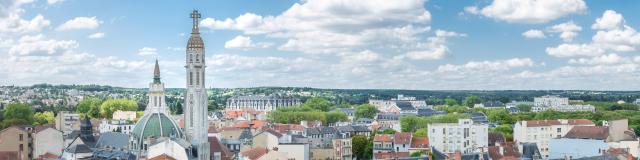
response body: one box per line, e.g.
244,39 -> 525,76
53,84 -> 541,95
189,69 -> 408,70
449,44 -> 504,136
87,104 -> 101,118
378,128 -> 397,134
463,96 -> 482,107
174,102 -> 183,114
516,104 -> 532,112
414,128 -> 429,137
444,98 -> 458,106
355,104 -> 378,119
33,111 -> 55,125
486,109 -> 514,125
411,151 -> 425,157
76,97 -> 101,114
352,135 -> 369,159
303,97 -> 332,111
2,103 -> 34,128
99,99 -> 138,119
490,124 -> 514,141
325,112 -> 348,125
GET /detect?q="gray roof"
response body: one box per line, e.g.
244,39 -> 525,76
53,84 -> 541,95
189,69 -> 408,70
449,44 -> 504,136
64,144 -> 92,154
376,113 -> 400,120
228,95 -> 299,101
481,101 -> 505,107
395,101 -> 416,111
92,149 -> 135,160
521,143 -> 542,160
305,126 -> 336,135
95,132 -> 129,150
417,109 -> 446,117
332,108 -> 355,114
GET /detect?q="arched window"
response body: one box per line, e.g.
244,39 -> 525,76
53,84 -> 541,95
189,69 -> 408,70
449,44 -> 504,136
196,71 -> 200,85
189,72 -> 193,85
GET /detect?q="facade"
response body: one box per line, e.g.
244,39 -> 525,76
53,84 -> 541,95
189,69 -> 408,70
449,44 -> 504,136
513,119 -> 594,158
130,60 -> 185,159
428,119 -> 488,154
112,110 -> 137,120
0,126 -> 33,160
333,139 -> 352,160
226,95 -> 301,112
369,95 -> 428,112
532,95 -> 595,112
278,142 -> 309,160
183,10 -> 210,160
474,101 -> 505,108
98,119 -> 135,134
54,111 -> 80,135
533,95 -> 569,107
33,126 -> 63,158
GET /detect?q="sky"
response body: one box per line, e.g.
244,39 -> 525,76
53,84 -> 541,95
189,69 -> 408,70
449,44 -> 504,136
1,0 -> 640,90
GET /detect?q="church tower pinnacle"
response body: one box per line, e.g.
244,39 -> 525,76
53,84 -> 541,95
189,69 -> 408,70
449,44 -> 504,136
184,9 -> 210,160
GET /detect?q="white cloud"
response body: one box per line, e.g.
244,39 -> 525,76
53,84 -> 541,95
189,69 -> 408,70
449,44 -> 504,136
437,58 -> 535,72
547,21 -> 582,42
8,34 -> 78,56
56,16 -> 101,31
137,47 -> 157,55
398,30 -> 465,60
47,0 -> 64,5
568,54 -> 624,65
88,32 -> 105,39
592,10 -> 624,30
468,0 -> 587,23
522,29 -> 545,39
0,13 -> 50,34
224,35 -> 253,49
546,43 -> 604,58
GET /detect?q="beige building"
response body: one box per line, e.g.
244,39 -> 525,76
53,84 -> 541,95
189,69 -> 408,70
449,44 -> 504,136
54,111 -> 81,135
33,126 -> 64,158
333,139 -> 352,160
0,126 -> 33,160
513,119 -> 594,158
111,110 -> 137,120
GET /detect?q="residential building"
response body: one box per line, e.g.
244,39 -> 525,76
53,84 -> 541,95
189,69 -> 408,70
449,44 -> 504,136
333,139 -> 352,160
209,137 -> 233,160
409,136 -> 429,154
332,108 -> 355,121
33,126 -> 63,158
474,101 -> 505,108
98,119 -> 135,134
374,113 -> 401,132
513,119 -> 594,158
369,95 -> 428,113
488,142 -> 521,160
532,95 -> 595,112
225,95 -> 301,112
146,138 -> 191,160
428,119 -> 488,154
54,111 -> 81,135
305,126 -> 336,149
278,142 -> 309,160
373,134 -> 394,153
534,95 -> 569,107
548,119 -> 639,159
111,110 -> 137,120
373,132 -> 413,155
0,126 -> 33,160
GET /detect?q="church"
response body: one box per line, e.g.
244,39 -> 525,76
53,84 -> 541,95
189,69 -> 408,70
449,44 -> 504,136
129,10 -> 210,160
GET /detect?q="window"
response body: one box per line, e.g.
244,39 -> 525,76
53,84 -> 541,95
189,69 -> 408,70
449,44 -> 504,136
189,72 -> 193,85
19,144 -> 23,151
196,71 -> 200,85
557,128 -> 561,133
19,134 -> 23,141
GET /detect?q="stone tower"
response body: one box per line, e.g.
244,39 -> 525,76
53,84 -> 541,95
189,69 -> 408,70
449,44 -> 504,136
184,9 -> 210,160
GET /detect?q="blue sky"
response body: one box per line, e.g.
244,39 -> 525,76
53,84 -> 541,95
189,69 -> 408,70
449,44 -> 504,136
1,0 -> 640,90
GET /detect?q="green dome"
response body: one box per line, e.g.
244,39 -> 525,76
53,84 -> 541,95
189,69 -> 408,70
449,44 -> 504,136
132,113 -> 183,140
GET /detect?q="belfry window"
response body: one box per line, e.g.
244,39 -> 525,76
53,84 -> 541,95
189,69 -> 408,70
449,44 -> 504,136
189,72 -> 193,85
196,71 -> 200,85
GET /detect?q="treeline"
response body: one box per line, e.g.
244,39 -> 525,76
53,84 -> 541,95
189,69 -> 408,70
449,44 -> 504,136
268,97 -> 350,125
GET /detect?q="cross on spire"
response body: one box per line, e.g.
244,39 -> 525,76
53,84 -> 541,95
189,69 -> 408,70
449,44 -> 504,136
191,10 -> 201,34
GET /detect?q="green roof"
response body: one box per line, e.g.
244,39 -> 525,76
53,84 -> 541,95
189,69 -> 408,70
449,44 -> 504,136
132,113 -> 183,140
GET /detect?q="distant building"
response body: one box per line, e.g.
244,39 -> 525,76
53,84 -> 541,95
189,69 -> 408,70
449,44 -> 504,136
55,111 -> 81,135
332,108 -> 355,121
369,95 -> 428,113
112,110 -> 137,120
33,126 -> 64,158
374,113 -> 401,132
225,95 -> 301,112
0,126 -> 34,160
532,95 -> 595,112
333,138 -> 352,160
98,119 -> 135,134
474,101 -> 505,108
548,119 -> 639,159
428,119 -> 488,154
513,119 -> 595,158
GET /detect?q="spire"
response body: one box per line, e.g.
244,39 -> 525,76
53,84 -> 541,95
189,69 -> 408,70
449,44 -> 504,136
153,59 -> 161,83
191,10 -> 201,34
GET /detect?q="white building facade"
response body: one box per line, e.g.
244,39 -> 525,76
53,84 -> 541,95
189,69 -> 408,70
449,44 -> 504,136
99,119 -> 135,134
428,119 -> 488,154
513,119 -> 595,158
532,95 -> 595,112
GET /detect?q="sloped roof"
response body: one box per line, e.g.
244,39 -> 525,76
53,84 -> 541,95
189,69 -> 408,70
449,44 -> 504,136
374,152 -> 410,159
209,137 -> 233,160
564,126 -> 609,140
411,137 -> 429,148
395,101 -> 416,111
149,154 -> 177,160
64,144 -> 92,154
394,132 -> 412,144
488,142 -> 520,160
374,134 -> 393,142
95,132 -> 129,149
240,147 -> 268,160
521,119 -> 593,127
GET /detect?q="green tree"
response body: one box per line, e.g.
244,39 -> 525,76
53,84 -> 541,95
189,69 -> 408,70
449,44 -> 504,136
352,135 -> 369,159
303,97 -> 332,112
411,151 -> 425,157
99,99 -> 138,119
355,104 -> 379,119
444,98 -> 458,106
87,104 -> 101,118
463,96 -> 482,107
378,128 -> 397,134
2,103 -> 34,128
76,97 -> 101,114
516,104 -> 532,112
33,111 -> 55,125
325,112 -> 348,125
486,109 -> 514,125
414,128 -> 429,137
174,102 -> 183,114
490,124 -> 514,141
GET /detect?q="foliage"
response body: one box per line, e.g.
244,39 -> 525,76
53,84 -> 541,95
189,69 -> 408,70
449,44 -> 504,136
76,97 -> 101,114
355,104 -> 379,119
34,111 -> 55,125
463,96 -> 482,107
434,105 -> 467,113
486,109 -> 514,125
2,103 -> 34,128
411,151 -> 425,157
400,114 -> 470,132
302,97 -> 332,112
325,111 -> 349,125
99,99 -> 137,119
444,98 -> 458,106
352,135 -> 369,159
516,104 -> 532,112
268,106 -> 348,125
414,128 -> 429,137
490,124 -> 514,141
378,128 -> 397,134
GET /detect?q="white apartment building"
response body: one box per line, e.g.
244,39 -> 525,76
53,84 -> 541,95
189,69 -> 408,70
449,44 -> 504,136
534,95 -> 569,107
513,119 -> 595,158
98,119 -> 135,134
428,119 -> 488,154
54,111 -> 81,135
369,95 -> 429,112
532,95 -> 595,112
112,110 -> 137,120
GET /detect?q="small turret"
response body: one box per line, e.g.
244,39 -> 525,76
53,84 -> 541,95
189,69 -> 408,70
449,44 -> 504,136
153,59 -> 161,84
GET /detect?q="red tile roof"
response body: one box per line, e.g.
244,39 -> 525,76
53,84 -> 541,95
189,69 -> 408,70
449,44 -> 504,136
263,128 -> 283,138
209,137 -> 233,160
411,137 -> 429,148
374,134 -> 393,142
233,120 -> 265,129
149,154 -> 177,160
488,142 -> 521,160
564,126 -> 609,140
374,152 -> 410,159
34,152 -> 59,160
240,147 -> 268,160
393,132 -> 412,144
